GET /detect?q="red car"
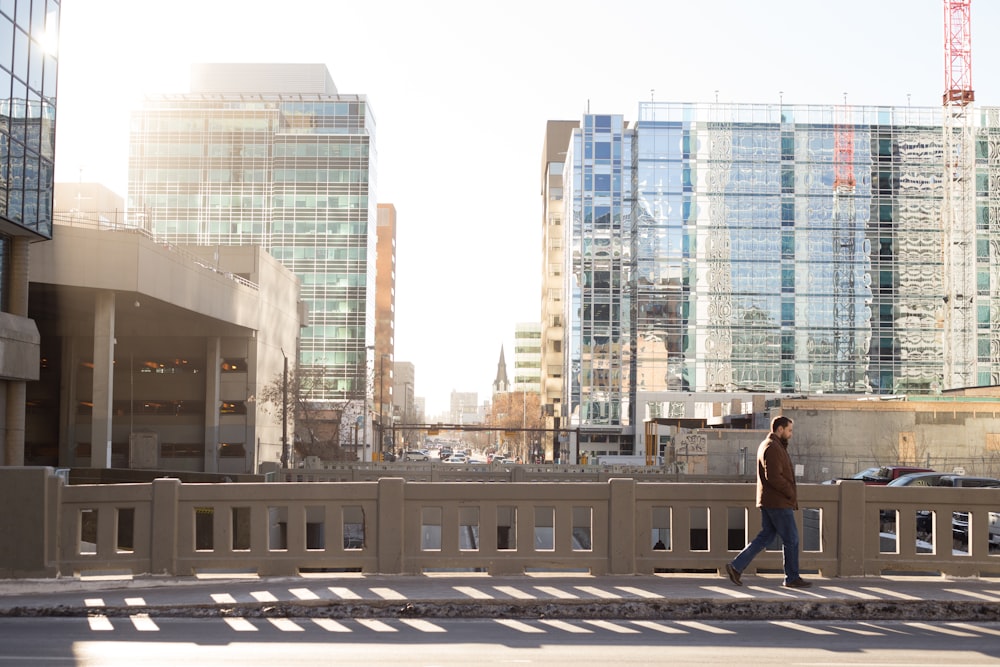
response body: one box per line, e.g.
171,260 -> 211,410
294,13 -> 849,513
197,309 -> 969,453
860,466 -> 935,485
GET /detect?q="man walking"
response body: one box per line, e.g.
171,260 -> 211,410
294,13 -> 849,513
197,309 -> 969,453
725,415 -> 811,588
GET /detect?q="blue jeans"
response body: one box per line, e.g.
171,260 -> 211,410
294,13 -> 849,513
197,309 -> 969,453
731,508 -> 801,583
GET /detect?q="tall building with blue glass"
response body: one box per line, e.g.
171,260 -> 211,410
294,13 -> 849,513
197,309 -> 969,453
127,64 -> 376,403
561,102 -> 1000,459
0,0 -> 58,465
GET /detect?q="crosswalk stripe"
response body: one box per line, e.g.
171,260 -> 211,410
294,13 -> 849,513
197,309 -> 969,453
771,621 -> 837,635
129,613 -> 159,632
84,598 -> 105,608
860,587 -> 920,601
822,586 -> 881,600
675,620 -> 736,635
211,593 -> 237,604
268,618 -> 304,632
223,617 -> 257,632
494,585 -> 536,599
289,587 -> 319,601
948,622 -> 1000,636
86,615 -> 114,631
830,625 -> 885,636
944,588 -> 1000,602
356,619 -> 397,632
539,619 -> 593,633
312,618 -> 351,632
615,586 -> 661,599
905,622 -> 979,637
453,586 -> 493,600
856,621 -> 911,635
399,619 -> 447,633
575,586 -> 620,599
495,619 -> 545,633
328,586 -> 361,600
582,620 -> 640,634
251,591 -> 277,602
631,620 -> 688,634
370,587 -> 405,600
534,586 -> 579,599
702,585 -> 755,599
124,597 -> 146,606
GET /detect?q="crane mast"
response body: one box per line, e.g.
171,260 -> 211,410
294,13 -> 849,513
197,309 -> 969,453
832,105 -> 857,391
941,0 -> 976,389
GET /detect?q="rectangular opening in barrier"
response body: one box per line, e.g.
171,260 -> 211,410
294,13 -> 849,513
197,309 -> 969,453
79,508 -> 97,555
954,509 -> 1000,556
651,506 -> 671,552
232,507 -> 250,551
459,507 -> 479,551
421,507 -> 442,551
306,505 -> 325,550
572,506 -> 592,551
195,507 -> 214,551
534,507 -> 554,551
343,506 -> 365,550
497,506 -> 517,551
116,507 -> 134,553
726,507 -> 746,551
916,509 -> 934,554
268,506 -> 288,551
880,509 -> 898,554
690,507 -> 708,551
802,507 -> 821,552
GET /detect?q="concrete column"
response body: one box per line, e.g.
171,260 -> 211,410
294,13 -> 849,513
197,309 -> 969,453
608,477 -> 637,575
204,337 -> 221,472
150,477 -> 180,575
377,477 -> 405,574
59,337 -> 78,466
90,291 -> 115,468
837,480 -> 866,577
3,237 -> 30,466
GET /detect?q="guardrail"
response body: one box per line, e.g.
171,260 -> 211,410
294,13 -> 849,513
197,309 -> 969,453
0,467 -> 997,579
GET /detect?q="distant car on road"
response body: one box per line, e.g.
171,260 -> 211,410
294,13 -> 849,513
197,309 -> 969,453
403,450 -> 429,461
444,454 -> 468,464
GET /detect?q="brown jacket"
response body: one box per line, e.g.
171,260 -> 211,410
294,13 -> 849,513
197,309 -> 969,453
756,433 -> 798,510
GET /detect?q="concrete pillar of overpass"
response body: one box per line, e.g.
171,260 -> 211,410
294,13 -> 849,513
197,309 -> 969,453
203,337 -> 221,473
90,291 -> 115,468
608,478 -> 637,574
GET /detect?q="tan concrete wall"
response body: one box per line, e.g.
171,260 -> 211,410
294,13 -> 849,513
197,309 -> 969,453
4,467 -> 999,580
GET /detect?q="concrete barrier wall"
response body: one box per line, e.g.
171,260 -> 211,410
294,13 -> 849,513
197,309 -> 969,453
3,467 -> 999,579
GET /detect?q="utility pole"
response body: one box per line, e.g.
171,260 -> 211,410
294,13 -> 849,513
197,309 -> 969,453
279,350 -> 289,468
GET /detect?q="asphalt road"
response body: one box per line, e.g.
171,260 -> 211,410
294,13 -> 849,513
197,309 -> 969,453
0,617 -> 999,666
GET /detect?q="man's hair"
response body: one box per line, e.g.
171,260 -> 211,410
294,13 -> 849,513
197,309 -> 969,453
771,415 -> 793,432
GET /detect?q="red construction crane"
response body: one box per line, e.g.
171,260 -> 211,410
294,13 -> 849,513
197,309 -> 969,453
944,0 -> 974,105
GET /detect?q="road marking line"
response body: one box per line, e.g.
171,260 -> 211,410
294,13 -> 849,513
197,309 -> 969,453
399,618 -> 447,633
453,586 -> 493,600
533,586 -> 579,599
251,591 -> 278,602
268,618 -> 304,632
370,587 -> 406,600
829,625 -> 885,636
856,622 -> 911,635
675,620 -> 736,635
211,593 -> 237,603
223,617 -> 257,632
494,586 -> 536,599
539,619 -> 592,633
495,619 -> 545,633
631,620 -> 688,634
357,619 -> 397,632
124,597 -> 146,606
859,587 -> 920,601
582,620 -> 640,634
129,613 -> 159,632
312,618 -> 351,632
822,586 -> 881,600
575,586 -> 620,599
328,587 -> 361,600
615,586 -> 662,599
86,615 -> 114,631
747,586 -> 796,598
947,622 -> 1000,636
84,598 -> 105,608
289,587 -> 319,601
944,588 -> 1000,602
770,621 -> 837,635
702,585 -> 755,599
904,622 -> 979,637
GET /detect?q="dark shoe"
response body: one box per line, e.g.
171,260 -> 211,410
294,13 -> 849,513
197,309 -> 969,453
782,578 -> 812,589
725,563 -> 742,586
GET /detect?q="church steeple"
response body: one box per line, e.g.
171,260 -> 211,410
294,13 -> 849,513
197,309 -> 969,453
493,345 -> 510,394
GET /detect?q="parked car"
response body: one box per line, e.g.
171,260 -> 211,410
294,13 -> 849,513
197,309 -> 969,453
403,450 -> 429,461
885,472 -> 950,487
862,466 -> 935,485
444,454 -> 468,464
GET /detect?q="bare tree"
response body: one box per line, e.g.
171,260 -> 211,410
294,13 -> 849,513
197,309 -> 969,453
487,391 -> 545,461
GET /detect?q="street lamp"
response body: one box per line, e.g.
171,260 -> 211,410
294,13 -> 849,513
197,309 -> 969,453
377,353 -> 390,461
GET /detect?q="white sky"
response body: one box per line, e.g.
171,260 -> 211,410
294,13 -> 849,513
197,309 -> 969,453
52,0 -> 1000,416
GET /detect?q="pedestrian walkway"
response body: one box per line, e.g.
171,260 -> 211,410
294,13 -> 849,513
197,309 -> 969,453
1,572 -> 999,621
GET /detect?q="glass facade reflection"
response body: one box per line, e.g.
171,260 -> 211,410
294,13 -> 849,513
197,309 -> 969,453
565,103 -> 1000,447
128,80 -> 376,402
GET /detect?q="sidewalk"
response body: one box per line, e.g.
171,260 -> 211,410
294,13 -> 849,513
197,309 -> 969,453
1,572 -> 999,621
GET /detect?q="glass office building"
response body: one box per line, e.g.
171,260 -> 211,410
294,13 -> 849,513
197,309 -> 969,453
127,65 -> 376,401
564,103 -> 1000,453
